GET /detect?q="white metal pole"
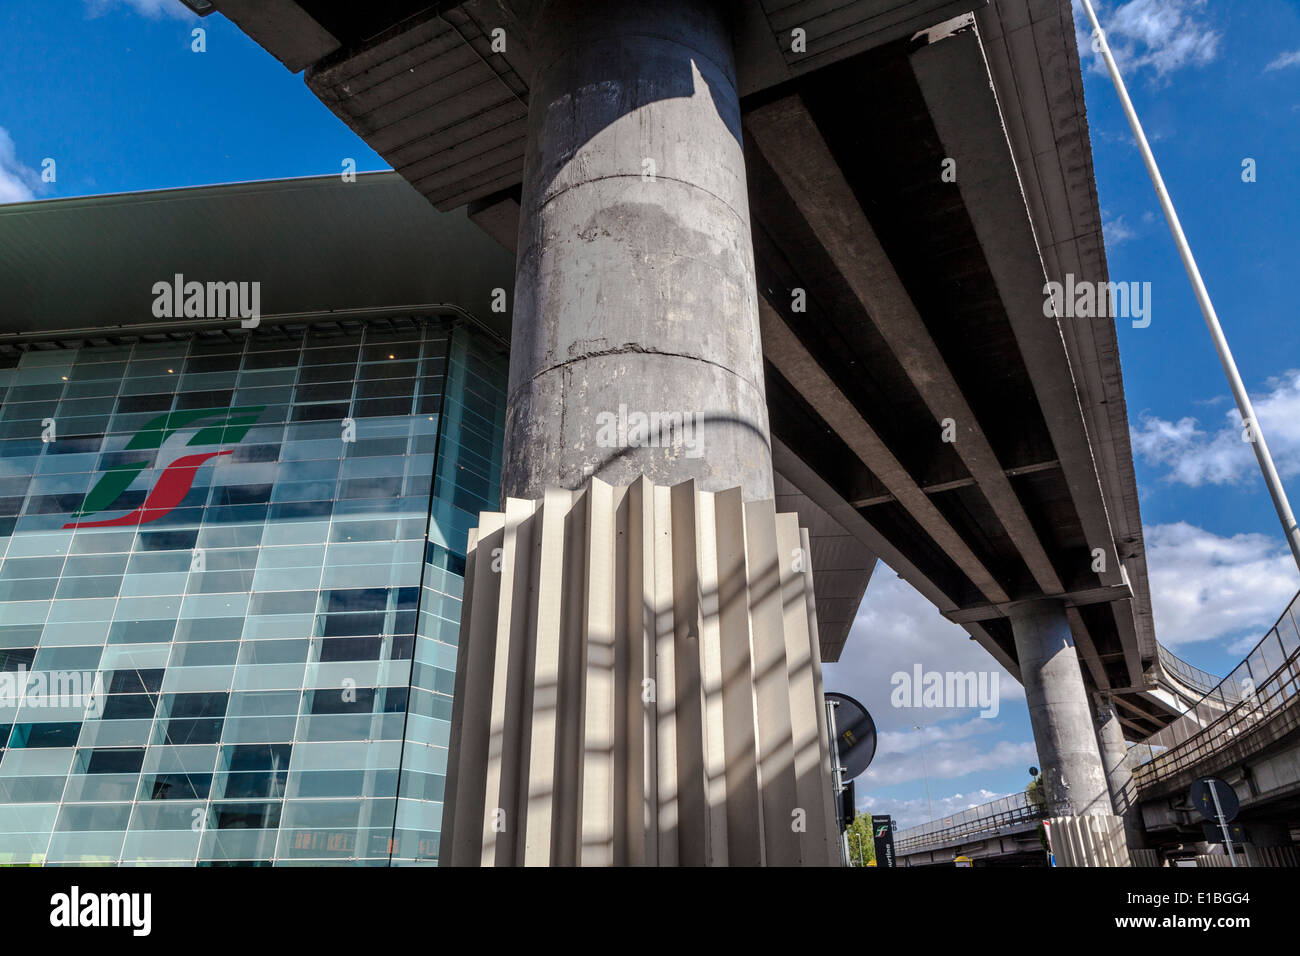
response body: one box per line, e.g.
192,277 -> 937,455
826,699 -> 852,867
1207,780 -> 1239,868
914,724 -> 934,821
1078,0 -> 1300,574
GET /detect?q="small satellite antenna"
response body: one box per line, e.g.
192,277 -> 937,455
825,692 -> 877,780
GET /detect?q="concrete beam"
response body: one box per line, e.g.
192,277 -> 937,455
850,458 -> 1059,507
212,0 -> 339,72
943,582 -> 1134,624
975,0 -> 1157,664
733,0 -> 987,96
761,300 -> 1009,605
907,16 -> 1126,604
772,436 -> 1020,676
745,93 -> 1065,598
466,188 -> 521,255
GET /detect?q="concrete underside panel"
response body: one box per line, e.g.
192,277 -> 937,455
209,0 -> 988,209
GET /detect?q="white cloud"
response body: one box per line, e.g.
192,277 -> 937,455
824,575 -> 1033,793
1265,50 -> 1300,72
863,733 -> 1037,790
1132,370 -> 1300,486
83,0 -> 195,19
1074,0 -> 1220,80
1103,212 -> 1137,245
824,572 -> 1022,739
0,128 -> 39,205
1145,521 -> 1298,649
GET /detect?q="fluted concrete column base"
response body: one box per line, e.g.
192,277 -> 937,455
1044,814 -> 1131,867
440,476 -> 839,867
1129,847 -> 1163,867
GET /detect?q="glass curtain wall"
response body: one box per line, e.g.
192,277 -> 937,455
0,317 -> 506,865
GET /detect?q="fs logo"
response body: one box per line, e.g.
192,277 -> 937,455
64,406 -> 264,529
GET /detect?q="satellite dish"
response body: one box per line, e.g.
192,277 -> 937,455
825,692 -> 877,780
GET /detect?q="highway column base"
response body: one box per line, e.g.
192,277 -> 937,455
439,477 -> 839,866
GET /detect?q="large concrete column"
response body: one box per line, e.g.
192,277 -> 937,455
1008,600 -> 1111,817
1093,693 -> 1146,848
504,0 -> 773,502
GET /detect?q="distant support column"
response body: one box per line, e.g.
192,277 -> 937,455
503,0 -> 773,501
1009,599 -> 1130,865
1093,693 -> 1146,849
1009,600 -> 1110,816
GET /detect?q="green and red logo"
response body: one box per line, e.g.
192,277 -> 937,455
65,406 -> 265,529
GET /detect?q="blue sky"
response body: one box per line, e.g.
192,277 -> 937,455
0,0 -> 387,198
2,0 -> 1299,829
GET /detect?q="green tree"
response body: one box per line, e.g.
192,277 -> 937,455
1026,773 -> 1050,855
845,812 -> 876,866
1026,773 -> 1046,810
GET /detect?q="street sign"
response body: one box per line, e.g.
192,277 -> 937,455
1190,778 -> 1239,823
954,855 -> 973,868
1201,822 -> 1246,845
1189,777 -> 1241,868
872,814 -> 896,868
824,692 -> 876,780
839,780 -> 856,831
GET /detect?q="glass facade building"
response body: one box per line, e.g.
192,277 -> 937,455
0,316 -> 506,865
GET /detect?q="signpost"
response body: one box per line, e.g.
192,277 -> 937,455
825,692 -> 878,868
1189,777 -> 1240,868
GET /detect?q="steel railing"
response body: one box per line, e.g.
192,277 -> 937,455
1157,644 -> 1225,697
1132,589 -> 1300,787
894,789 -> 1046,854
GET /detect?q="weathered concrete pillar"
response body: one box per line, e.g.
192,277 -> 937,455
504,0 -> 773,502
1093,693 -> 1146,848
1008,600 -> 1111,817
